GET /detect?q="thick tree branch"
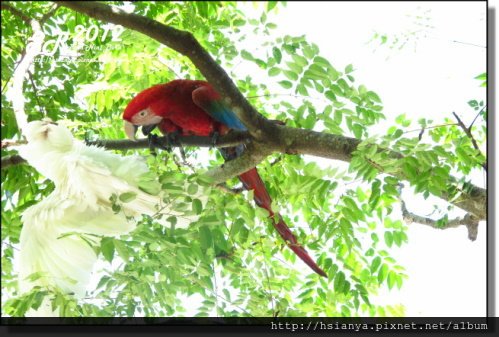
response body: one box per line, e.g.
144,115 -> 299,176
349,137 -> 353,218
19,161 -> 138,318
88,131 -> 249,150
51,1 -> 486,220
203,141 -> 273,185
1,132 -> 249,169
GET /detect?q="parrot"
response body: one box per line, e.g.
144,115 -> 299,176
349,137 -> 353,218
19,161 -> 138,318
14,120 -> 200,316
122,79 -> 327,277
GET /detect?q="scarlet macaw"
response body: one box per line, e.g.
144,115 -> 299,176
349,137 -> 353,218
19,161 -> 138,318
123,79 -> 326,277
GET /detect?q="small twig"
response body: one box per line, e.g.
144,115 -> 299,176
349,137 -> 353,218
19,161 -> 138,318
28,71 -> 46,117
452,111 -> 486,171
403,123 -> 458,134
2,242 -> 20,252
418,127 -> 425,141
451,39 -> 486,49
216,183 -> 244,195
468,105 -> 486,130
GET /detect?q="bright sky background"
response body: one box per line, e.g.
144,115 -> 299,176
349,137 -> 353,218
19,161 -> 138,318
268,1 -> 487,317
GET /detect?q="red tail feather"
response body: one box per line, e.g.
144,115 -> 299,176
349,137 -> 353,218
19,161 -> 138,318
238,169 -> 327,277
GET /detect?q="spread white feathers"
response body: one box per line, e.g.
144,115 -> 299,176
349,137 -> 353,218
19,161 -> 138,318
15,120 -> 201,316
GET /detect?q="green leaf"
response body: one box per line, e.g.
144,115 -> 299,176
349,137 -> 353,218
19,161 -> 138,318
352,123 -> 363,138
241,50 -> 253,61
101,238 -> 115,263
119,192 -> 137,203
334,271 -> 345,292
330,84 -> 343,96
384,231 -> 393,247
378,264 -> 389,284
371,256 -> 381,273
199,226 -> 213,249
187,184 -> 198,195
325,90 -> 336,102
468,100 -> 478,108
367,91 -> 381,103
278,80 -> 293,89
114,239 -> 130,261
272,47 -> 282,63
268,67 -> 280,77
474,72 -> 486,81
345,64 -> 354,74
393,231 -> 402,247
233,19 -> 246,26
192,198 -> 203,214
267,1 -> 278,11
387,271 -> 397,290
283,70 -> 298,81
291,54 -> 308,68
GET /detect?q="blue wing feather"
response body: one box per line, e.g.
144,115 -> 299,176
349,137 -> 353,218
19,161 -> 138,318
204,100 -> 247,131
192,85 -> 247,131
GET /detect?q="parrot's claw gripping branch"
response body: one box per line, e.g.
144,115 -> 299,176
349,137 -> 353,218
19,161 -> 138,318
147,133 -> 160,156
210,131 -> 220,148
166,131 -> 186,161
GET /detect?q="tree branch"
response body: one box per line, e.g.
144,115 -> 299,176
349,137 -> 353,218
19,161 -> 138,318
400,198 -> 480,241
452,111 -> 486,171
87,131 -> 249,150
1,131 -> 250,169
202,141 -> 273,185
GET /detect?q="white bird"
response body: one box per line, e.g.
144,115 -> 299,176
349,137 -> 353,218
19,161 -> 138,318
15,120 -> 202,316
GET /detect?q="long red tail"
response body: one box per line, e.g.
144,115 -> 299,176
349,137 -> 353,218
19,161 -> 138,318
238,168 -> 327,277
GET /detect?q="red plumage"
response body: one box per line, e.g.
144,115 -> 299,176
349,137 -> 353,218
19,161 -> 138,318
124,80 -> 227,136
124,79 -> 327,277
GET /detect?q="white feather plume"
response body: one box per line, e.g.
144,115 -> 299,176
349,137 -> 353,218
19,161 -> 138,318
14,120 -> 204,316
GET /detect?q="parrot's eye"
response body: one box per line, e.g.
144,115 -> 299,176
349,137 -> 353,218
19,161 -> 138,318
139,110 -> 147,117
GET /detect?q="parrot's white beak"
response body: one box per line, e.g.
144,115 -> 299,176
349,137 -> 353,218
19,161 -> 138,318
124,121 -> 138,141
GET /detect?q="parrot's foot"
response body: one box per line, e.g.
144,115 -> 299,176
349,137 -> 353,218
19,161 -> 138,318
147,133 -> 160,156
166,131 -> 186,162
147,131 -> 186,162
210,131 -> 220,148
162,131 -> 185,162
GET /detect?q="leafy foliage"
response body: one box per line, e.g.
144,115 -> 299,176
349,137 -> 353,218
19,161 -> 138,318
1,1 -> 485,317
